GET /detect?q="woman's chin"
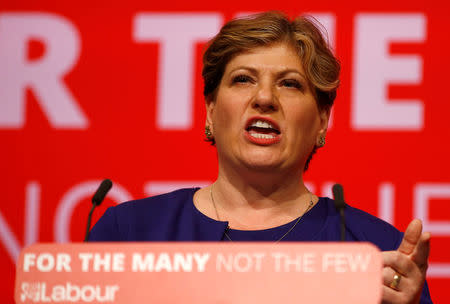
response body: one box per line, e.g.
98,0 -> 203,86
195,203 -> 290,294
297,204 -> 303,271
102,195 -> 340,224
219,145 -> 296,173
239,154 -> 286,172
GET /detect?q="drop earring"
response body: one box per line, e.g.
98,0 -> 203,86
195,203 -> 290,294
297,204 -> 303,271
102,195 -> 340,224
205,125 -> 213,140
318,135 -> 326,147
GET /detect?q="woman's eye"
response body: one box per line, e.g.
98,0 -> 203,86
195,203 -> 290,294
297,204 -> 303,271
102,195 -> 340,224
281,79 -> 302,89
232,75 -> 252,84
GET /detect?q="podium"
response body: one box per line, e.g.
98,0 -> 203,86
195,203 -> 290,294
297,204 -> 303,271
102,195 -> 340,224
15,243 -> 382,303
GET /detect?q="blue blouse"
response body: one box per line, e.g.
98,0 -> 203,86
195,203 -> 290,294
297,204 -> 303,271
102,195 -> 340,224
89,188 -> 432,303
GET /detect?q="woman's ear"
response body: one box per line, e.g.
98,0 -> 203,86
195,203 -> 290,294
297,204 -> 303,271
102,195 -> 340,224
205,97 -> 215,129
204,97 -> 216,143
320,108 -> 330,132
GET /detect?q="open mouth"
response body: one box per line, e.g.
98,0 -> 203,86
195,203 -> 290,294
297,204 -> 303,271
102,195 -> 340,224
245,117 -> 281,144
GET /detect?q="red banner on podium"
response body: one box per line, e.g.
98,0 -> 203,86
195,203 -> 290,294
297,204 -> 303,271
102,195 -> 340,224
15,242 -> 382,303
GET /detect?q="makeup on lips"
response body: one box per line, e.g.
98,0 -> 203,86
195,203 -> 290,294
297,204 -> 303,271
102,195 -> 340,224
244,117 -> 281,145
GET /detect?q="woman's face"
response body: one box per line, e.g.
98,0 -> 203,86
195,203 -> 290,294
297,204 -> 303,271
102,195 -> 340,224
206,43 -> 329,174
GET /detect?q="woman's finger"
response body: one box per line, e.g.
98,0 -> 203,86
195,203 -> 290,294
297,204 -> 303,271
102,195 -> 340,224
382,251 -> 418,277
411,232 -> 431,273
383,266 -> 405,290
397,219 -> 423,255
382,266 -> 424,304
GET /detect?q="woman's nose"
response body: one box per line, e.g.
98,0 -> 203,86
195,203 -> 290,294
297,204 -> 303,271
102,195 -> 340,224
251,83 -> 278,112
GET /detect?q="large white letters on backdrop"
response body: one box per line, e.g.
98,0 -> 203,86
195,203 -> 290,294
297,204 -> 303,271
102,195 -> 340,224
0,12 -> 427,131
352,14 -> 426,130
133,13 -> 222,130
0,13 -> 87,129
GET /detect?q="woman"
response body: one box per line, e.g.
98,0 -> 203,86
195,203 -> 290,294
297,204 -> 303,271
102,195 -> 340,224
89,11 -> 432,303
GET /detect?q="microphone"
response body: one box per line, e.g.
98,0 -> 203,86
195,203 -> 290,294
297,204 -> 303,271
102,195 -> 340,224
332,183 -> 346,242
84,179 -> 113,241
92,179 -> 113,206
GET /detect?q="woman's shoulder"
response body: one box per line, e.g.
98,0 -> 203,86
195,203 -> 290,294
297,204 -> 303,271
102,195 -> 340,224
115,187 -> 199,213
88,187 -> 199,241
347,203 -> 399,233
321,197 -> 403,251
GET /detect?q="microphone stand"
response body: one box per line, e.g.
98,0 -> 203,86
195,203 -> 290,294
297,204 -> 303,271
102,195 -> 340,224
332,184 -> 346,242
84,179 -> 113,242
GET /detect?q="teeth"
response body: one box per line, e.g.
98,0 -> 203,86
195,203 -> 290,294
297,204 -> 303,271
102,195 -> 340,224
249,132 -> 275,139
250,120 -> 273,129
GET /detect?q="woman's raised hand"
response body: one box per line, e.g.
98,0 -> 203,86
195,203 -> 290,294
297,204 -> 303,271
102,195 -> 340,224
382,219 -> 431,304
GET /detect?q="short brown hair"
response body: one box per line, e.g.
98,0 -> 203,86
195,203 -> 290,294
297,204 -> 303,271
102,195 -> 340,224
202,11 -> 340,112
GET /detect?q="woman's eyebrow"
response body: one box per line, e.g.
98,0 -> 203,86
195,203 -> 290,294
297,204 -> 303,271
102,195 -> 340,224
227,66 -> 307,82
278,69 -> 307,80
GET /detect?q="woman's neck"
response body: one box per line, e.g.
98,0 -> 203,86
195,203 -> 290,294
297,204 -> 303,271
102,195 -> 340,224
208,165 -> 315,230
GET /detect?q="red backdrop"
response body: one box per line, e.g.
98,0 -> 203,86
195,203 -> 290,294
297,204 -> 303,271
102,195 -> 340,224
1,0 -> 450,302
